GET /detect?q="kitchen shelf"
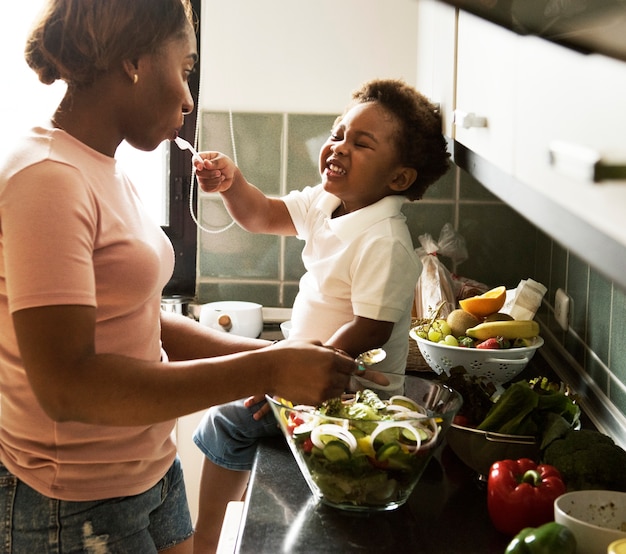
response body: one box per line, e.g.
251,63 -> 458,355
450,138 -> 626,293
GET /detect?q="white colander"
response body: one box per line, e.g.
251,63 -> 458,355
409,329 -> 544,385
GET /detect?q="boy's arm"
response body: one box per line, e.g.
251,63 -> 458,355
196,151 -> 296,235
325,316 -> 394,359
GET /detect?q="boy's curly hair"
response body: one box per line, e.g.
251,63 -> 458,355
350,79 -> 450,201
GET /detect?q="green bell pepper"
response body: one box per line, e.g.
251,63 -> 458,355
504,522 -> 576,554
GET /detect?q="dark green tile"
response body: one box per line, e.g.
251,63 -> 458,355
567,253 -> 589,339
283,284 -> 300,309
201,111 -> 283,195
456,204 -> 536,289
459,167 -> 499,201
197,282 -> 280,307
586,355 -> 609,393
533,230 -> 552,294
587,267 -> 611,364
610,284 -> 626,384
198,197 -> 280,279
285,236 -> 305,281
402,202 -> 456,251
550,242 -> 568,294
423,165 -> 455,200
200,112 -> 234,155
564,332 -> 585,369
610,379 -> 626,417
287,114 -> 337,191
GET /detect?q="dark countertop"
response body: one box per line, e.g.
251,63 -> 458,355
236,435 -> 508,553
234,352 -> 580,553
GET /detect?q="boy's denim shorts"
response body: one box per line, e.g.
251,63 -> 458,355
193,399 -> 280,471
0,456 -> 193,553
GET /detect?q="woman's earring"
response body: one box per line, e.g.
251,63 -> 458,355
133,74 -> 139,85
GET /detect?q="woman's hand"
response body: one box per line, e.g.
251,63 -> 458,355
264,341 -> 386,407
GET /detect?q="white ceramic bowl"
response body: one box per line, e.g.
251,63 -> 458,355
199,301 -> 263,338
409,329 -> 544,385
280,320 -> 292,339
555,490 -> 626,554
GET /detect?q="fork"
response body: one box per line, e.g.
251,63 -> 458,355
173,135 -> 204,165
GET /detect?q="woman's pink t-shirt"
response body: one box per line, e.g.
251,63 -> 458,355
0,126 -> 176,500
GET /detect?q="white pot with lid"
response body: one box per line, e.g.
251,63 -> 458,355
199,301 -> 263,338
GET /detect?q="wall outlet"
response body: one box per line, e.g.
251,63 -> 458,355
554,288 -> 570,330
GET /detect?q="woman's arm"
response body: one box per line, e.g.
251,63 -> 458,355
12,305 -> 355,426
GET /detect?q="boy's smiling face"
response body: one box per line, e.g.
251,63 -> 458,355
319,102 -> 415,215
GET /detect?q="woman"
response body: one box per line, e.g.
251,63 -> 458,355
0,1 -> 364,551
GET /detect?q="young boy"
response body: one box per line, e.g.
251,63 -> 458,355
192,79 -> 450,552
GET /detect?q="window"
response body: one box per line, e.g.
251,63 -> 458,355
1,0 -> 201,296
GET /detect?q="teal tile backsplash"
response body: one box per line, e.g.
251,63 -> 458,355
196,111 -> 626,432
197,111 -> 336,308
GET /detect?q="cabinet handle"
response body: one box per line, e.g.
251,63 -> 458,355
549,140 -> 626,182
453,110 -> 487,129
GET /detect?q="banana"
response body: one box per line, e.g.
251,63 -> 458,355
465,320 -> 540,340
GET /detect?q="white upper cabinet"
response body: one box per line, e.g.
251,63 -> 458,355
415,0 -> 456,137
514,36 -> 626,245
454,11 -> 519,173
414,1 -> 626,285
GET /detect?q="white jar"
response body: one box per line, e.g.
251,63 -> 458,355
199,301 -> 263,338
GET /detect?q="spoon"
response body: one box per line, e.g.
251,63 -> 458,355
173,135 -> 204,165
355,348 -> 386,371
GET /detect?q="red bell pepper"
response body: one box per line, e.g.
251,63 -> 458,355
487,458 -> 566,536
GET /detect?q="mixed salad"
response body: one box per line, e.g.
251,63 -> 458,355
272,389 -> 443,509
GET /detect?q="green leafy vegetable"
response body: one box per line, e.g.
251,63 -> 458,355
477,378 -> 580,437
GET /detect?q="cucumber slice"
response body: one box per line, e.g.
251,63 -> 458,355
376,441 -> 401,462
400,427 -> 418,446
323,440 -> 351,462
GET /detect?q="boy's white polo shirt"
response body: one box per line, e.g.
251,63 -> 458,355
282,185 -> 420,394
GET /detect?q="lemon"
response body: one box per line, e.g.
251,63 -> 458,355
458,285 -> 507,319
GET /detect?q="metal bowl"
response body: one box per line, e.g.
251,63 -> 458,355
446,423 -> 539,478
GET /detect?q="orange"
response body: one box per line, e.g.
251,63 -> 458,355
459,286 -> 506,318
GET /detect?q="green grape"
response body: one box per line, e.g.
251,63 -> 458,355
442,335 -> 458,347
428,319 -> 451,343
438,320 -> 452,337
428,328 -> 442,342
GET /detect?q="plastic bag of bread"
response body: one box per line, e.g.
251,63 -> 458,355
414,223 -> 466,319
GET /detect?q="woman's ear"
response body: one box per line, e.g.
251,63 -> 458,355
390,167 -> 418,192
121,58 -> 140,85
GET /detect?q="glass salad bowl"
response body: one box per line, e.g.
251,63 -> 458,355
266,375 -> 462,512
